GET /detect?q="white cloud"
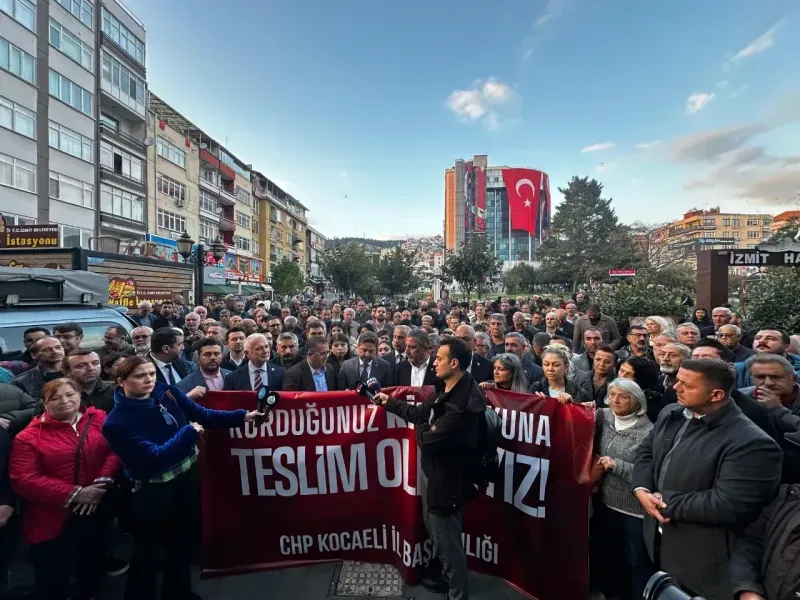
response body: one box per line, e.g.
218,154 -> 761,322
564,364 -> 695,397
445,78 -> 517,129
595,162 -> 616,173
729,84 -> 748,99
581,142 -> 615,153
636,141 -> 660,150
534,0 -> 565,28
730,21 -> 783,62
684,92 -> 715,115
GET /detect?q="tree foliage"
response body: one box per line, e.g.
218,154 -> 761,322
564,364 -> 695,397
745,268 -> 800,333
765,217 -> 800,244
326,237 -> 401,250
441,235 -> 502,299
537,177 -> 643,287
376,246 -> 423,298
592,271 -> 687,331
271,257 -> 306,297
504,263 -> 539,293
320,243 -> 374,298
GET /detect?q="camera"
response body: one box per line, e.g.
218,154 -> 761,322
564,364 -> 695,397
643,572 -> 706,600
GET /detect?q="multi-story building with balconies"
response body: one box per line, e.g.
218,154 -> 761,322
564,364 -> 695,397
306,225 -> 326,293
0,0 -> 147,250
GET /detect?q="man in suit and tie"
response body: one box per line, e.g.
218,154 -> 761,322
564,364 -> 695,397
148,328 -> 191,387
283,335 -> 337,392
395,329 -> 439,387
386,325 -> 410,366
337,332 -> 394,390
177,338 -> 230,395
223,333 -> 285,392
453,324 -> 493,384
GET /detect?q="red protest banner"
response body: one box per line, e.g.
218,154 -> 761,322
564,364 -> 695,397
199,387 -> 594,600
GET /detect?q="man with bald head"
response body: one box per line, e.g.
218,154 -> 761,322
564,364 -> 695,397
12,337 -> 65,401
223,333 -> 284,391
454,324 -> 493,383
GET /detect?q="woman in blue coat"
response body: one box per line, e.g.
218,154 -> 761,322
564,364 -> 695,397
103,355 -> 263,600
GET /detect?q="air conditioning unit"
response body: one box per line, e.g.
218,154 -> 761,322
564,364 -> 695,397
175,198 -> 187,208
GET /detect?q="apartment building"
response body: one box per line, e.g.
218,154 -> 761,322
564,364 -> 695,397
306,225 -> 326,293
255,175 -> 308,273
0,0 -> 148,249
656,207 -> 774,267
145,99 -> 198,244
771,210 -> 800,234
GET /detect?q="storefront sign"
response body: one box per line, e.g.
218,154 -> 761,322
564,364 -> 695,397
609,268 -> 636,276
726,250 -> 800,266
203,266 -> 226,285
108,276 -> 175,308
0,216 -> 59,249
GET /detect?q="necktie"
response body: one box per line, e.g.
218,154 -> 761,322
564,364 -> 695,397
166,366 -> 176,385
360,361 -> 369,381
253,369 -> 264,393
397,354 -> 404,364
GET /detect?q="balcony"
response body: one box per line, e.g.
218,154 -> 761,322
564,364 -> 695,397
219,188 -> 237,206
100,124 -> 145,154
100,165 -> 146,193
219,216 -> 236,232
253,186 -> 265,199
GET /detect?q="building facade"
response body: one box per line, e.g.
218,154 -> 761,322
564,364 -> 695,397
655,207 -> 774,267
306,224 -> 325,293
0,0 -> 148,249
771,210 -> 800,234
443,154 -> 551,266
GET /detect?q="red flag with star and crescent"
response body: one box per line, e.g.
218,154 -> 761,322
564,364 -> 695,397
502,168 -> 543,235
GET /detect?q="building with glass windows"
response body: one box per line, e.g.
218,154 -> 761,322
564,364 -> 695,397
0,0 -> 149,250
444,155 -> 551,265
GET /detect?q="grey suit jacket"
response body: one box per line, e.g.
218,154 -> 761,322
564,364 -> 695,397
337,356 -> 394,390
176,368 -> 231,393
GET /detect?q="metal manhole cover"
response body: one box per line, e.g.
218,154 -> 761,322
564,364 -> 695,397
333,561 -> 405,597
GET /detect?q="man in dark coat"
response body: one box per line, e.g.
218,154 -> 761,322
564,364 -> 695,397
395,330 -> 439,388
283,336 -> 337,392
632,359 -> 781,600
337,332 -> 394,390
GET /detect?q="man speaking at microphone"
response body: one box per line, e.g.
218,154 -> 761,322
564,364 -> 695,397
373,338 -> 486,600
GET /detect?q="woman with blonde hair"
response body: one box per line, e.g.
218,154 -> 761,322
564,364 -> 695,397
644,316 -> 675,347
529,345 -> 592,403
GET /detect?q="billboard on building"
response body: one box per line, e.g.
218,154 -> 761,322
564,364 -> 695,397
475,167 -> 486,232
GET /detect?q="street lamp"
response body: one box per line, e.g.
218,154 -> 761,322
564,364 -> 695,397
176,231 -> 227,304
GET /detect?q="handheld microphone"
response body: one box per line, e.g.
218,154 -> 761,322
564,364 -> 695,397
354,377 -> 382,405
255,387 -> 280,426
644,572 -> 706,600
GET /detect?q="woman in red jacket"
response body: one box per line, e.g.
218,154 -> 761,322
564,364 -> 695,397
10,378 -> 120,600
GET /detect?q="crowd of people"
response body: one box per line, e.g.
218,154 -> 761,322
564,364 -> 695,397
0,291 -> 797,600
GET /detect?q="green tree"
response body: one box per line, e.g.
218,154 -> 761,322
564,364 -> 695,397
745,268 -> 800,333
271,257 -> 306,297
592,271 -> 687,331
537,176 -> 643,288
504,263 -> 538,293
765,216 -> 800,243
320,242 -> 374,297
376,247 -> 423,298
441,235 -> 502,299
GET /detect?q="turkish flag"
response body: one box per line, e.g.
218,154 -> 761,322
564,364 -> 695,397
503,168 -> 542,235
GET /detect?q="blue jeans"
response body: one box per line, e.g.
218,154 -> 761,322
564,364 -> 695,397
590,498 -> 655,600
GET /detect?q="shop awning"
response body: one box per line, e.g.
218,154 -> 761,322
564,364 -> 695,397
202,285 -> 228,296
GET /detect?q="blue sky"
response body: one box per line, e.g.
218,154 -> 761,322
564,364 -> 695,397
126,0 -> 800,238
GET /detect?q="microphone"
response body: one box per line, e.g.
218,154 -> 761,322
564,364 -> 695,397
644,572 -> 706,600
354,377 -> 382,405
255,387 -> 280,426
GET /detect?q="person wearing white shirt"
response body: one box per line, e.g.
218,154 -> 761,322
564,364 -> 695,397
396,330 -> 437,388
222,333 -> 286,392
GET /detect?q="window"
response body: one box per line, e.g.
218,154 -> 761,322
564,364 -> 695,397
49,172 -> 93,207
732,218 -> 740,227
747,217 -> 760,226
733,231 -> 740,239
219,149 -> 249,179
0,153 -> 36,193
60,224 -> 91,248
253,240 -> 260,255
100,142 -> 143,181
722,218 -> 730,227
100,113 -> 118,132
199,217 -> 218,242
49,121 -> 92,162
157,173 -> 186,201
0,37 -> 35,83
702,218 -> 714,226
156,137 -> 185,168
49,20 -> 93,71
272,209 -> 283,223
252,220 -> 260,235
235,186 -> 250,206
200,169 -> 218,186
101,52 -> 146,115
0,0 -> 35,30
100,184 -> 143,222
55,0 -> 93,29
236,211 -> 251,228
49,69 -> 93,116
199,189 -> 218,213
101,7 -> 145,65
748,230 -> 760,239
0,96 -> 35,138
236,236 -> 251,252
157,209 -> 186,233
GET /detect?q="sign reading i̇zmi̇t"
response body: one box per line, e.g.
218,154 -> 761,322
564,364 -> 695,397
727,250 -> 800,266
